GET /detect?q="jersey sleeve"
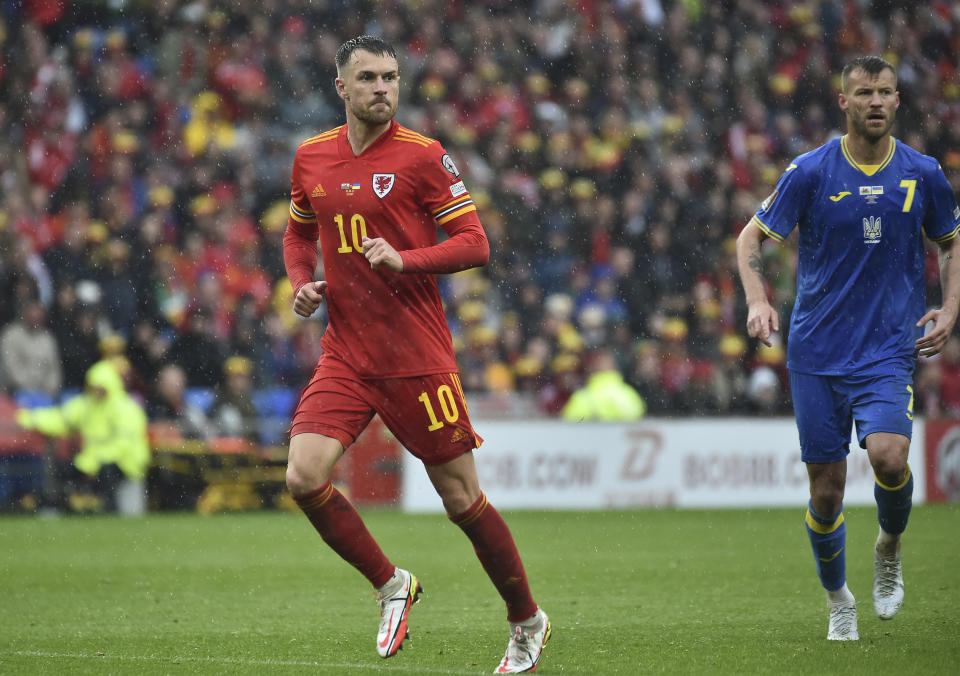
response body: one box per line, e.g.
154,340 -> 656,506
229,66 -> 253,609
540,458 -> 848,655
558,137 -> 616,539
923,161 -> 960,244
399,143 -> 489,274
283,149 -> 320,294
750,158 -> 815,242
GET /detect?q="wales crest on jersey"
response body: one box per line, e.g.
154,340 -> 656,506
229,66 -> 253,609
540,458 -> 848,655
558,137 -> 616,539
863,215 -> 881,243
373,173 -> 396,198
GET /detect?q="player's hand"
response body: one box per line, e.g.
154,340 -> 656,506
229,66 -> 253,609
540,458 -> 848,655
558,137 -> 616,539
915,307 -> 957,357
293,280 -> 328,318
362,237 -> 404,272
746,302 -> 780,347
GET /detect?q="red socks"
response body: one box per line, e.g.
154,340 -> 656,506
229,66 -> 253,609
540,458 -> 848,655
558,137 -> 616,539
450,493 -> 538,623
295,484 -> 537,622
293,482 -> 395,589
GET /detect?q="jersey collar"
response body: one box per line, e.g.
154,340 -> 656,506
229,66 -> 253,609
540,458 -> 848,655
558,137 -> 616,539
339,119 -> 398,159
840,135 -> 896,176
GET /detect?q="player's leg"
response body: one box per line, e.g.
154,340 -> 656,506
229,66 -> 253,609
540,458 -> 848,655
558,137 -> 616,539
286,431 -> 395,588
791,370 -> 858,640
425,453 -> 550,674
865,431 -> 912,554
866,433 -> 910,619
287,432 -> 417,657
374,373 -> 549,672
425,452 -> 540,621
854,365 -> 914,620
805,460 -> 850,593
288,366 -> 418,658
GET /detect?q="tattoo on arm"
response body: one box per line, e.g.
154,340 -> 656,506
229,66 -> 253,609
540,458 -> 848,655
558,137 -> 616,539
747,249 -> 763,276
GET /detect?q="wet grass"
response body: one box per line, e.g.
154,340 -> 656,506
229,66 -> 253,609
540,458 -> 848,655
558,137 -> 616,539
0,504 -> 958,674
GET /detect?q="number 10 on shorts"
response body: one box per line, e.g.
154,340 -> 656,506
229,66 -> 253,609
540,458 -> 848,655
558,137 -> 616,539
418,385 -> 460,431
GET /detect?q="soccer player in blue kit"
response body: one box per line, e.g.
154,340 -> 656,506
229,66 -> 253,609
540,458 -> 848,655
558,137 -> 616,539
736,56 -> 960,641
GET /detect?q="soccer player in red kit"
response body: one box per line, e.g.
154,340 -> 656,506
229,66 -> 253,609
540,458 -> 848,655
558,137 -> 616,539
282,36 -> 550,673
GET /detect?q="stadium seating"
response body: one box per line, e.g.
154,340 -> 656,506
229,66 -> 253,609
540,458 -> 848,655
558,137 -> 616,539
13,391 -> 55,409
252,387 -> 298,446
184,387 -> 216,414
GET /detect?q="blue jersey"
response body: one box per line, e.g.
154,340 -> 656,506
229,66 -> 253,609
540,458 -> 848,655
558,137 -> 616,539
752,136 -> 960,375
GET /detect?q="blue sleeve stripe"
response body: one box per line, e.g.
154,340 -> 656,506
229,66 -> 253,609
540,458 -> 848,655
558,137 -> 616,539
751,214 -> 785,242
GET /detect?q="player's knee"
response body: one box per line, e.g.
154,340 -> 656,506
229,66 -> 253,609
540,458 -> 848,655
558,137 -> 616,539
869,448 -> 909,487
286,458 -> 323,495
872,456 -> 908,488
435,483 -> 480,516
810,484 -> 844,517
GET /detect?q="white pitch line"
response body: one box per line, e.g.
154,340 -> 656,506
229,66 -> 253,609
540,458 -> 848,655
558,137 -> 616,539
4,651 -> 489,675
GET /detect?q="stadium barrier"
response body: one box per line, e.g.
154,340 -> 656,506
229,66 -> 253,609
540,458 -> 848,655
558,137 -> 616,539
403,418 -> 933,512
4,406 -> 960,512
146,417 -> 401,513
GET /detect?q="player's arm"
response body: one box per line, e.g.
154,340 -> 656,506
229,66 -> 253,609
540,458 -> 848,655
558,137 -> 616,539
283,175 -> 327,317
736,220 -> 779,347
363,144 -> 489,273
915,234 -> 960,357
284,219 -> 328,318
362,217 -> 488,274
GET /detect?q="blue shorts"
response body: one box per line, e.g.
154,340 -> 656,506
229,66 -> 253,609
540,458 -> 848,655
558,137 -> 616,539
789,363 -> 915,464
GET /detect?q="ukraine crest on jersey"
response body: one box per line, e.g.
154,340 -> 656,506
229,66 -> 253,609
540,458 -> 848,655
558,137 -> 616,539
752,135 -> 960,375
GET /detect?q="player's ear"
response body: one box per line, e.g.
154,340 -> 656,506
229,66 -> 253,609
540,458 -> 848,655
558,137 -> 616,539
335,77 -> 348,100
838,91 -> 847,113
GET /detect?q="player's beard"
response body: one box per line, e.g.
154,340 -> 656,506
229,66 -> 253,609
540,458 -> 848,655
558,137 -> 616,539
352,97 -> 396,125
850,109 -> 895,142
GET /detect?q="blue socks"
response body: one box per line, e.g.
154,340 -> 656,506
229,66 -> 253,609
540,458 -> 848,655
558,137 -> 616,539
805,466 -> 911,593
805,502 -> 847,591
875,465 -> 913,537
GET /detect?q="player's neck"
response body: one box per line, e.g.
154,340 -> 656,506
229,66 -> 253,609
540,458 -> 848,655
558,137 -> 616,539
345,117 -> 393,155
843,132 -> 891,165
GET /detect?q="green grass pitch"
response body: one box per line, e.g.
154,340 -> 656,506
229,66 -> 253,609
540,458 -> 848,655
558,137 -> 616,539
1,504 -> 958,674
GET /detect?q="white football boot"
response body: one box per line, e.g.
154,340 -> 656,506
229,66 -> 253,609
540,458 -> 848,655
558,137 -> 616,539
873,549 -> 904,619
375,568 -> 422,658
495,608 -> 551,673
827,601 -> 859,641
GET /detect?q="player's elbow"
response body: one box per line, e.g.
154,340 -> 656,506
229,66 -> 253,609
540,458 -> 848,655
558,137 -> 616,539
474,237 -> 490,266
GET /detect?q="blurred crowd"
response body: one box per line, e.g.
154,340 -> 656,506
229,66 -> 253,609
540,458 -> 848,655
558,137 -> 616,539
2,0 -> 960,435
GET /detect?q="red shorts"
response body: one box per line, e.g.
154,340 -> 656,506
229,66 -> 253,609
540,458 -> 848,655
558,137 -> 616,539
291,356 -> 483,466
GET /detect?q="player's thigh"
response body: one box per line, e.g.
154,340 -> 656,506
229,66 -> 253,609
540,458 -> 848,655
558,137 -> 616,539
789,370 -> 852,463
373,372 -> 482,466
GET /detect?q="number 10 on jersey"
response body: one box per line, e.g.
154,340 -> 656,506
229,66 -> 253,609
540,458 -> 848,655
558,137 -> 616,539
334,213 -> 368,253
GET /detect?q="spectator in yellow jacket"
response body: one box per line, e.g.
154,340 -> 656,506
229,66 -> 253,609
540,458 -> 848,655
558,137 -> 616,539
562,348 -> 646,422
15,359 -> 150,512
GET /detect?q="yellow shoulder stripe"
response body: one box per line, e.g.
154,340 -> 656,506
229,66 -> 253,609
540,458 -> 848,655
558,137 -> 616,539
300,127 -> 342,148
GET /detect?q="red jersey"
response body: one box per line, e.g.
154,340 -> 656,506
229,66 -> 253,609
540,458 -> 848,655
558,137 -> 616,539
284,120 -> 489,378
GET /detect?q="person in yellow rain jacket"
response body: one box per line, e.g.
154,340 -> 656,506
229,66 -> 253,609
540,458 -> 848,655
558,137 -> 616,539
562,348 -> 646,422
15,359 -> 150,512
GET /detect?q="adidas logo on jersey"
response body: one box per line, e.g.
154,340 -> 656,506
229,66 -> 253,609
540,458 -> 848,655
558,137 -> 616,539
311,183 -> 326,197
